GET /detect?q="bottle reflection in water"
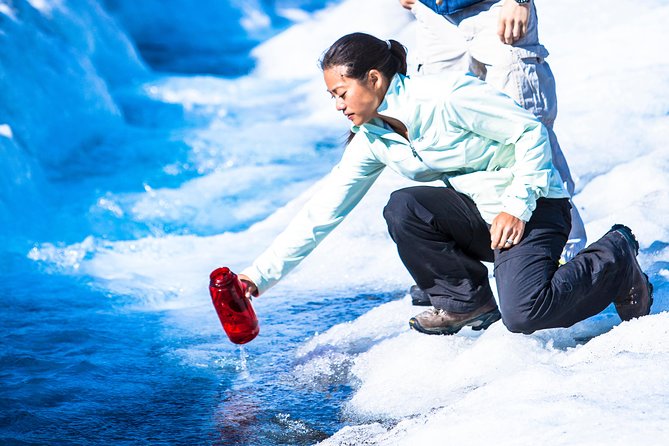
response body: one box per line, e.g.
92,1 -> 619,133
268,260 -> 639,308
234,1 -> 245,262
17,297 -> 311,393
209,267 -> 259,344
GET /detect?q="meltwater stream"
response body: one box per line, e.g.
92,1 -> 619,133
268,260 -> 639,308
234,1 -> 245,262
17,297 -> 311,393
3,252 -> 405,445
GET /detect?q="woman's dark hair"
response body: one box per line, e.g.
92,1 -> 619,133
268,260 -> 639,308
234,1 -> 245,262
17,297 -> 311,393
320,32 -> 407,81
320,33 -> 407,144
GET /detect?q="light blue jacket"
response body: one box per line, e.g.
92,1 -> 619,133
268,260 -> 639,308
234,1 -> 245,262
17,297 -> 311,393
242,72 -> 569,294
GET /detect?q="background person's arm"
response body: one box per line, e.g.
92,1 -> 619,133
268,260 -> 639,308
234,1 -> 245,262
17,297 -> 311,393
497,0 -> 531,44
399,0 -> 416,10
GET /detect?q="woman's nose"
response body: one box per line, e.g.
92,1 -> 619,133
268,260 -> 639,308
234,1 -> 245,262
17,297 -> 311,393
335,97 -> 345,111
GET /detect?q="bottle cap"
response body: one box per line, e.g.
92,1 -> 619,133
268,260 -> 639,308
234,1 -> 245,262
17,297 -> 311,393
210,267 -> 233,287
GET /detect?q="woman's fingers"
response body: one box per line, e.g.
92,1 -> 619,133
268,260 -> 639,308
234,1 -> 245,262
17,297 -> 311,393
244,284 -> 257,298
238,274 -> 258,298
493,229 -> 516,249
490,222 -> 511,249
490,212 -> 526,249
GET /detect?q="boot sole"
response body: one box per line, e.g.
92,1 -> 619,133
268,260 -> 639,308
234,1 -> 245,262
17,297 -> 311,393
409,308 -> 502,336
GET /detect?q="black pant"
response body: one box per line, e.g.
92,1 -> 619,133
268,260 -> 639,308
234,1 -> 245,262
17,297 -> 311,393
383,186 -> 633,333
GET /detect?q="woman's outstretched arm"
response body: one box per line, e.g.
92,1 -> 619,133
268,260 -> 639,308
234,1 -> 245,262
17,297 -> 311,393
239,138 -> 385,296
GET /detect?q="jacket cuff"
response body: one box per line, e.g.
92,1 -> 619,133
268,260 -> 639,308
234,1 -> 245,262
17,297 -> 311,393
501,196 -> 535,222
239,265 -> 273,296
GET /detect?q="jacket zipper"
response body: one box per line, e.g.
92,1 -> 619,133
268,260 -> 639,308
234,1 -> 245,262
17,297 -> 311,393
409,140 -> 423,162
408,135 -> 453,187
378,118 -> 424,163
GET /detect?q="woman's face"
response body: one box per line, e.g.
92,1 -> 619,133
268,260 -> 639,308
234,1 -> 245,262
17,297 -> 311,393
324,65 -> 385,126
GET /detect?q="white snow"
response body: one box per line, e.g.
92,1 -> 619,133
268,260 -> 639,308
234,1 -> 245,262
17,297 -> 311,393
0,124 -> 13,139
0,3 -> 17,20
26,0 -> 61,15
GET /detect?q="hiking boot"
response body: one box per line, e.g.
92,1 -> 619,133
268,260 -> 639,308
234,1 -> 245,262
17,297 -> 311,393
609,224 -> 654,321
410,285 -> 431,306
409,299 -> 501,335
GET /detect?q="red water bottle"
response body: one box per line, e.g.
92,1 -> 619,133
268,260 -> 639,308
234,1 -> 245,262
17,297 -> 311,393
209,267 -> 259,344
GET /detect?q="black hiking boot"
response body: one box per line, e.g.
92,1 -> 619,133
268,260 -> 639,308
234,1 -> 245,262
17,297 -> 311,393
609,224 -> 654,321
410,285 -> 431,306
409,299 -> 501,335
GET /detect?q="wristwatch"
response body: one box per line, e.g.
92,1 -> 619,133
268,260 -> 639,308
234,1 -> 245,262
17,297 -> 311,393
515,0 -> 530,3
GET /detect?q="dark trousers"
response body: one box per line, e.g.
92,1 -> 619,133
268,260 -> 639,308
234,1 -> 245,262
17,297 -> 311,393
383,186 -> 634,333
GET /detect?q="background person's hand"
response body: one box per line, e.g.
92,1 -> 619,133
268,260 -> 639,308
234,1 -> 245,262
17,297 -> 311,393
238,273 -> 258,298
399,0 -> 416,10
497,0 -> 530,44
490,212 -> 526,250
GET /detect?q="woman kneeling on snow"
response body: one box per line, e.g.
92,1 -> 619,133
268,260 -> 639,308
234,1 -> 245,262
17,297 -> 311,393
236,32 -> 652,335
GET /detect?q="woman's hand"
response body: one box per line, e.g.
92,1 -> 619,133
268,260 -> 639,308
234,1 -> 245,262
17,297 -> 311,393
237,274 -> 258,298
490,212 -> 526,250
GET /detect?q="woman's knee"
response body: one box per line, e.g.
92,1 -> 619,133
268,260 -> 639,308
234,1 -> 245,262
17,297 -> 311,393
499,298 -> 553,334
382,187 -> 423,228
501,313 -> 540,335
498,291 -> 544,334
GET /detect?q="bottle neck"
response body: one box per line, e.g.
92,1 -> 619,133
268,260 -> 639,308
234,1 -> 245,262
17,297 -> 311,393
210,267 -> 236,289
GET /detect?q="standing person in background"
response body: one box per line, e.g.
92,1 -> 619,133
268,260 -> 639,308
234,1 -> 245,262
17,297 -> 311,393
398,1 -> 587,297
236,33 -> 653,336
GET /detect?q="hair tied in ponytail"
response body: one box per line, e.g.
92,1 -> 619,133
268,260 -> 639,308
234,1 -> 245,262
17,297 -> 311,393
320,33 -> 408,81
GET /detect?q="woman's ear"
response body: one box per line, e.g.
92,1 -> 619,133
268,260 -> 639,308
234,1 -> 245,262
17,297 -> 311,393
367,69 -> 383,89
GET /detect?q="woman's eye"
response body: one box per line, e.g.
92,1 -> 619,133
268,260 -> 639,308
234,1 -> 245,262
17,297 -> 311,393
329,92 -> 346,101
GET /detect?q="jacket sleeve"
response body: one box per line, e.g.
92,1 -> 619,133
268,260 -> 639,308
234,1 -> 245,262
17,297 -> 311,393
444,75 -> 554,222
240,137 -> 385,295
